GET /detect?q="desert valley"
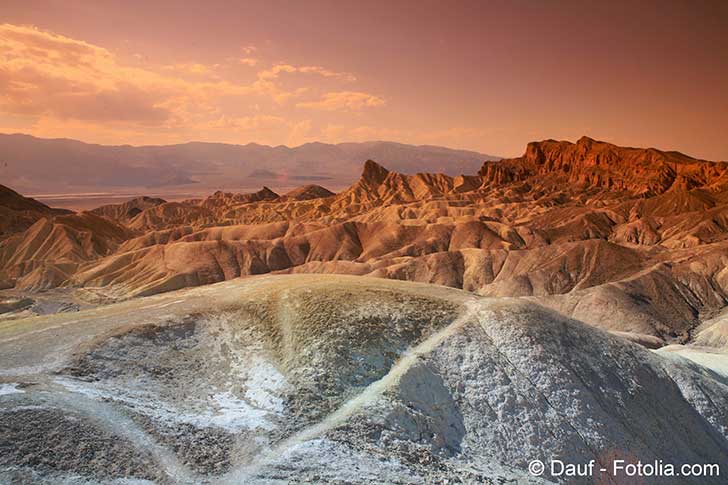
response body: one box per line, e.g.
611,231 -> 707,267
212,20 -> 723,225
3,136 -> 728,347
2,1 -> 727,481
2,136 -> 728,483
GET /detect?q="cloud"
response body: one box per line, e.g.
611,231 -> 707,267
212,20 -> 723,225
297,65 -> 356,82
203,114 -> 287,131
287,119 -> 314,145
256,64 -> 356,82
321,124 -> 408,142
163,63 -> 218,75
0,24 -> 363,120
0,23 -> 111,67
251,64 -> 338,105
0,24 -> 385,145
297,91 -> 385,111
189,115 -> 319,147
0,23 -> 189,123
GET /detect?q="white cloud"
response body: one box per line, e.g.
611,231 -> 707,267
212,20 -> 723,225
297,91 -> 385,111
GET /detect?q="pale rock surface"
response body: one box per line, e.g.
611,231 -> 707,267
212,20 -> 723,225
1,275 -> 726,483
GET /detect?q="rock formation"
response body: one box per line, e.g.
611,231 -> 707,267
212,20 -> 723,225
3,137 -> 728,346
0,184 -> 71,240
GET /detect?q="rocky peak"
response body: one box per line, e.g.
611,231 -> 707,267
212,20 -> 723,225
284,185 -> 335,201
257,187 -> 280,200
361,160 -> 390,186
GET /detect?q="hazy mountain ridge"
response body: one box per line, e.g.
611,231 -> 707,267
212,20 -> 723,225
0,133 -> 499,194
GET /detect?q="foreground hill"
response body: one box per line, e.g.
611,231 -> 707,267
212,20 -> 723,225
1,276 -> 726,483
3,137 -> 728,347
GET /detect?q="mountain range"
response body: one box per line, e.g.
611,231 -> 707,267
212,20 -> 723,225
0,133 -> 498,195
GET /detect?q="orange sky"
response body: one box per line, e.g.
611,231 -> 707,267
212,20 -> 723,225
0,0 -> 727,159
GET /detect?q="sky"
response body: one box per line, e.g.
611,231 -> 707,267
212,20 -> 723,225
0,0 -> 727,159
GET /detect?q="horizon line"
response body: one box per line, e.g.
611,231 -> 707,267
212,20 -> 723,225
0,131 -> 500,157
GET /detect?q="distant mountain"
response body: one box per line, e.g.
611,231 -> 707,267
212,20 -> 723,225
0,133 -> 499,194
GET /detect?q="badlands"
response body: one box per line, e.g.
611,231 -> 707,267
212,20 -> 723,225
3,136 -> 728,346
2,137 -> 728,483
